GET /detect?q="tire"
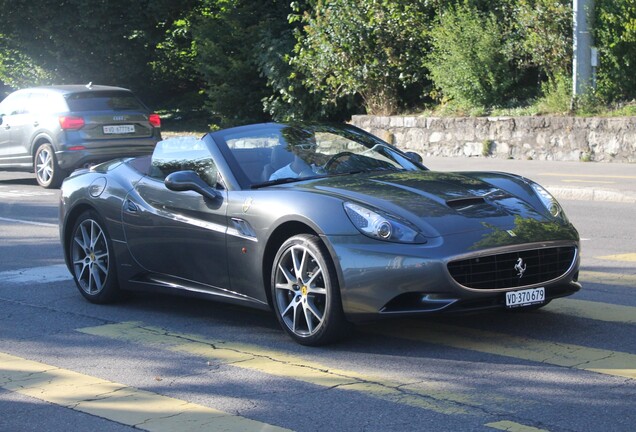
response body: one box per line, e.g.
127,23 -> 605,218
271,234 -> 349,346
34,143 -> 66,188
69,210 -> 120,304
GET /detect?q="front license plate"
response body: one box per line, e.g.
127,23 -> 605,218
103,125 -> 135,134
505,287 -> 545,308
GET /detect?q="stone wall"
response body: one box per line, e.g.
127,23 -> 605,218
350,115 -> 636,163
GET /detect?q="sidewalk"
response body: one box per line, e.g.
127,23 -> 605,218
422,156 -> 636,204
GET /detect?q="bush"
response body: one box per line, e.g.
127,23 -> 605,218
535,74 -> 572,114
290,0 -> 430,115
594,0 -> 636,103
426,3 -> 513,109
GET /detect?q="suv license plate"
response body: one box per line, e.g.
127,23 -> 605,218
505,287 -> 545,308
103,125 -> 135,134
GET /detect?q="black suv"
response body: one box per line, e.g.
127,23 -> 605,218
0,84 -> 161,188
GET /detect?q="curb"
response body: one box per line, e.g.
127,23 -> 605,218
546,186 -> 636,204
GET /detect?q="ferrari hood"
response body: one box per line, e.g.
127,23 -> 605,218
302,171 -> 551,237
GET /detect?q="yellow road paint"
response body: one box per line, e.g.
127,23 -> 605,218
562,179 -> 615,184
580,270 -> 636,288
78,321 -> 504,416
597,253 -> 636,263
368,321 -> 636,380
539,173 -> 636,180
486,420 -> 549,432
0,352 -> 288,432
549,298 -> 636,324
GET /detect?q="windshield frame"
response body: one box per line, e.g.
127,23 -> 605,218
208,123 -> 427,190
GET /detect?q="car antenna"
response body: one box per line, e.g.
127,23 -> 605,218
85,82 -> 93,89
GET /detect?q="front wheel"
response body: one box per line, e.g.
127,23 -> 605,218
271,234 -> 349,346
69,210 -> 120,303
34,143 -> 66,188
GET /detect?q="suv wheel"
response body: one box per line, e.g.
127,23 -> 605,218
35,143 -> 66,188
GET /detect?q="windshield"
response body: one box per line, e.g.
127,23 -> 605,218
65,91 -> 146,112
214,124 -> 424,188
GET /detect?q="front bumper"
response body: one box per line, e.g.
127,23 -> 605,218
325,233 -> 581,322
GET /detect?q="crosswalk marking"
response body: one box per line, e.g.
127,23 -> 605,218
0,264 -> 72,284
486,421 -> 549,432
0,216 -> 58,227
548,298 -> 636,324
367,321 -> 636,380
596,253 -> 636,263
580,270 -> 636,287
0,352 -> 289,432
78,321 -> 498,416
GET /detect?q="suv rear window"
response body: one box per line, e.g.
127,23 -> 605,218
65,91 -> 145,112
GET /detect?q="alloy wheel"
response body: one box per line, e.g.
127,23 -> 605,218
274,243 -> 328,338
35,146 -> 54,185
71,218 -> 110,295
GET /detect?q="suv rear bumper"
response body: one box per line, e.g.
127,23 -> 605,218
56,142 -> 158,170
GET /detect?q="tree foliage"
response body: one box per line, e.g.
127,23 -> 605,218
511,0 -> 572,80
1,0 -> 635,123
426,3 -> 513,108
594,0 -> 636,102
0,0 -> 200,106
290,0 -> 431,115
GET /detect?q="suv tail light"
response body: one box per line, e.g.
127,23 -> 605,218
149,113 -> 161,128
59,116 -> 85,130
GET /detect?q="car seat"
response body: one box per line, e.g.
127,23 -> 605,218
261,145 -> 294,181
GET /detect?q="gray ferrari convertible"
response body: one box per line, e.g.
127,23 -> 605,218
59,122 -> 581,345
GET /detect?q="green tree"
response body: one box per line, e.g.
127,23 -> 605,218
511,0 -> 572,80
0,0 -> 201,107
148,4 -> 207,118
290,0 -> 431,115
193,0 -> 294,127
594,0 -> 636,102
426,2 -> 513,109
0,34 -> 53,89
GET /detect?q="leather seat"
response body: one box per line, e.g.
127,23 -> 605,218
261,145 -> 293,181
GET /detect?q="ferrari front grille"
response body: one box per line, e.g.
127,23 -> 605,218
447,246 -> 576,290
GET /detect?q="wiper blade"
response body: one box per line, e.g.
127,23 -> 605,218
250,177 -> 301,189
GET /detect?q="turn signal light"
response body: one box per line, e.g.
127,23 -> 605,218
149,113 -> 161,128
59,116 -> 85,130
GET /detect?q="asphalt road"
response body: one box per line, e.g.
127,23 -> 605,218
1,163 -> 635,432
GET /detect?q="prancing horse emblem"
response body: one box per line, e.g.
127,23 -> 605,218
514,258 -> 527,278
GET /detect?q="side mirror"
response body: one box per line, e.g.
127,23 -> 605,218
405,151 -> 423,164
165,170 -> 219,200
0,115 -> 3,126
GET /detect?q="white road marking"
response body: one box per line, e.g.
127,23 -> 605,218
0,216 -> 57,227
0,188 -> 55,198
0,264 -> 72,284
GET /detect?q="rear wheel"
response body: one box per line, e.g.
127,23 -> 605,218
271,234 -> 349,346
34,143 -> 66,188
69,210 -> 120,303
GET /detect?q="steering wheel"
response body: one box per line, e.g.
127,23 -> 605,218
324,151 -> 355,172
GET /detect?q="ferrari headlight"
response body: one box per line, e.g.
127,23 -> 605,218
530,182 -> 568,221
344,202 -> 425,243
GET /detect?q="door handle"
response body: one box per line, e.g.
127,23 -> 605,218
124,199 -> 138,213
33,121 -> 39,127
